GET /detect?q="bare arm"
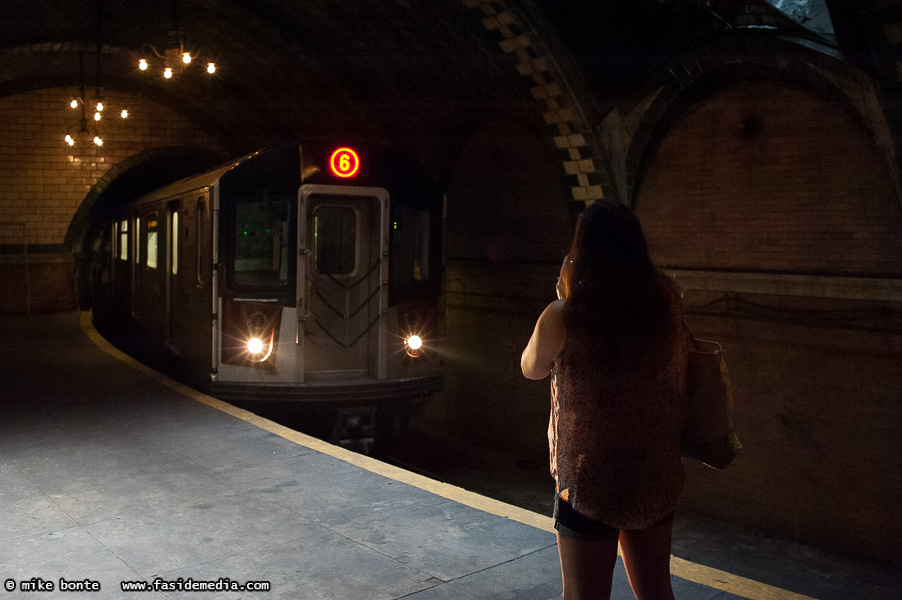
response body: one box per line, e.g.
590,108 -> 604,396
521,299 -> 567,380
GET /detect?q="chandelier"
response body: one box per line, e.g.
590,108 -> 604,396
64,50 -> 128,148
137,29 -> 216,79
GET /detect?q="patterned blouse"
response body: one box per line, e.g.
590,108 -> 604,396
549,301 -> 689,530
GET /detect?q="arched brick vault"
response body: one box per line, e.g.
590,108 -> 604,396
599,33 -> 901,209
0,1 -> 609,223
460,0 -> 611,208
3,1 -> 900,222
64,145 -> 228,253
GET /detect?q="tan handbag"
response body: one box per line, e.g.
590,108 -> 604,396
681,326 -> 742,469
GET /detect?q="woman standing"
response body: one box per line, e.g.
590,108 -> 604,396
521,201 -> 688,600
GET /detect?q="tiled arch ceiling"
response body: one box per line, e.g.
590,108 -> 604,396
461,0 -> 609,207
0,4 -> 446,143
3,0 -> 896,206
1,1 -> 609,205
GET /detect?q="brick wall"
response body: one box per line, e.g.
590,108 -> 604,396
445,119 -> 573,263
636,82 -> 902,276
682,313 -> 902,565
636,81 -> 902,564
0,88 -> 225,313
423,118 -> 573,454
0,257 -> 74,314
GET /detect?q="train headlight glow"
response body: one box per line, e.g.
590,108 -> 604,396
405,335 -> 423,358
247,337 -> 265,355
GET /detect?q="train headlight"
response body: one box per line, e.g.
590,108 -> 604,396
247,337 -> 265,355
405,335 -> 423,358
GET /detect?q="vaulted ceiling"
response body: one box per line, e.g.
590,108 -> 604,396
0,1 -> 897,164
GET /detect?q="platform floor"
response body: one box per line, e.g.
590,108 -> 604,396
0,312 -> 893,599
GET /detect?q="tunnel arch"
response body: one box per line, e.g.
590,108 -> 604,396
633,78 -> 902,276
598,32 -> 900,210
0,42 -> 336,151
458,0 -> 612,208
67,144 -> 228,248
68,145 -> 227,308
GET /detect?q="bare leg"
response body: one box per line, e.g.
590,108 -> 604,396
556,531 -> 619,600
618,515 -> 675,600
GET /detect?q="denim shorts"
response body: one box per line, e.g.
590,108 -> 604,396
553,494 -> 674,541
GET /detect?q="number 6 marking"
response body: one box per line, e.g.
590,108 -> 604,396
329,148 -> 360,178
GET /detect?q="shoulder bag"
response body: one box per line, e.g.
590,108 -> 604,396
681,324 -> 742,469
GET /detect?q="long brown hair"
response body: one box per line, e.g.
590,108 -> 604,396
562,201 -> 681,366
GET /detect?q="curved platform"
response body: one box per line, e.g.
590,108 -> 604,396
0,312 -> 874,599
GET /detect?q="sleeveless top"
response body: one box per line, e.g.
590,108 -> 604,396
549,301 -> 689,529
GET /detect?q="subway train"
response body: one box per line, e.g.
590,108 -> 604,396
91,142 -> 444,443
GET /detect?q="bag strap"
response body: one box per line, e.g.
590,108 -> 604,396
682,319 -> 703,352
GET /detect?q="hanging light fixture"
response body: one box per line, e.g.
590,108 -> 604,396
136,1 -> 217,80
63,3 -> 129,150
138,36 -> 217,79
63,52 -> 101,148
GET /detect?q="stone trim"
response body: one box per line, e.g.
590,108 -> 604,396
462,0 -> 610,208
668,269 -> 902,303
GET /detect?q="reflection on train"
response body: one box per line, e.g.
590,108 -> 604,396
93,143 -> 444,446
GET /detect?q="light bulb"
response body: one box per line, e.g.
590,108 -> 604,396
206,62 -> 215,74
120,109 -> 128,119
182,52 -> 192,64
96,102 -> 103,112
65,135 -> 75,146
94,112 -> 102,121
247,338 -> 264,354
93,136 -> 103,146
70,99 -> 78,109
138,58 -> 148,70
164,67 -> 173,79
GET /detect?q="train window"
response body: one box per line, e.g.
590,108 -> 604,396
170,211 -> 178,276
233,198 -> 289,286
135,218 -> 141,264
313,206 -> 356,275
147,230 -> 158,269
117,220 -> 129,260
391,207 -> 430,285
145,215 -> 159,269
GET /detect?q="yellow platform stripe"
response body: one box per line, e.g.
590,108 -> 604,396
81,310 -> 814,600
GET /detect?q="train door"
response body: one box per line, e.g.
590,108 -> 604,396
166,200 -> 181,353
298,185 -> 389,381
131,213 -> 139,317
135,208 -> 166,338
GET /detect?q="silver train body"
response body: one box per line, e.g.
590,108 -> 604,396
95,143 -> 444,424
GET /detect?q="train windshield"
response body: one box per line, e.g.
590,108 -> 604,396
232,196 -> 290,287
388,199 -> 442,306
391,206 -> 430,284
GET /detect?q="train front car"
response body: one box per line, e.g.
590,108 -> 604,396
213,144 -> 444,441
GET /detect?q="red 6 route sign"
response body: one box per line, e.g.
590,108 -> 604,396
329,147 -> 361,178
